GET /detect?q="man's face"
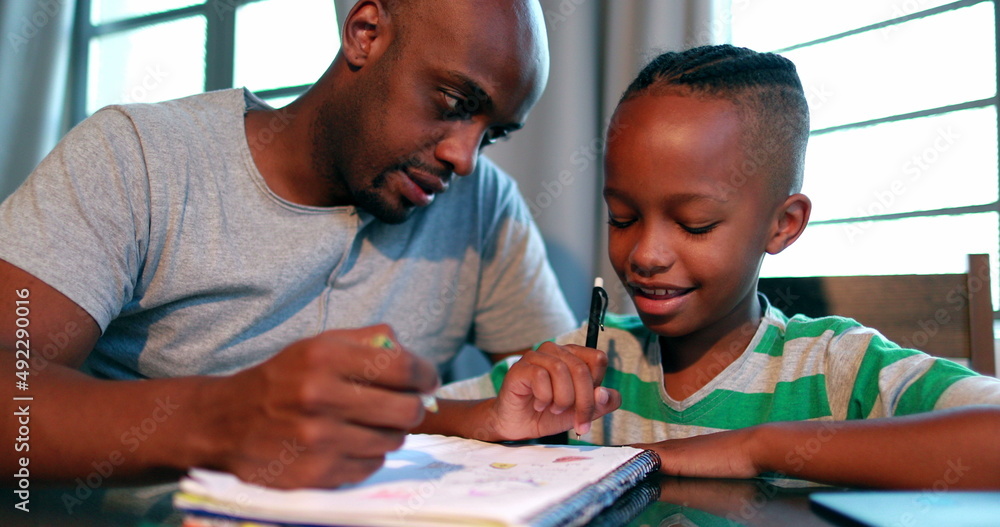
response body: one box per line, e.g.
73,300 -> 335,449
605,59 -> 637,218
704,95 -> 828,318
314,0 -> 548,223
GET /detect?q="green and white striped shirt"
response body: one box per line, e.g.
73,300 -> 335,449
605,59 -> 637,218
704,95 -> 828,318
438,297 -> 1000,445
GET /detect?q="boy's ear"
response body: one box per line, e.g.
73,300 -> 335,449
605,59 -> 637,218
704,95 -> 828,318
765,193 -> 811,255
341,0 -> 392,69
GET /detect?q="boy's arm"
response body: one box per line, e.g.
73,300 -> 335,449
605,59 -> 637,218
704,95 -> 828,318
416,342 -> 621,440
639,405 -> 1000,489
1,260 -> 439,489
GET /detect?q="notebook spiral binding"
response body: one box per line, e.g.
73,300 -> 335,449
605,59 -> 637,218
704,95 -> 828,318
530,449 -> 661,527
584,477 -> 662,527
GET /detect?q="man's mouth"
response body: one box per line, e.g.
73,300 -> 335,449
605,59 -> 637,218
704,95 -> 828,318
397,167 -> 450,207
407,168 -> 449,195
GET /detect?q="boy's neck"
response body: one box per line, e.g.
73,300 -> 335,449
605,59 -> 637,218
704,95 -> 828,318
659,298 -> 763,401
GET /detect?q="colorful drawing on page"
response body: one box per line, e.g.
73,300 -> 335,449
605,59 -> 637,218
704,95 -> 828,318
365,489 -> 413,500
553,456 -> 591,463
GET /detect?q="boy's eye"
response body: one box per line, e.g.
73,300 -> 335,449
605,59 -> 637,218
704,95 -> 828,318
607,217 -> 636,229
680,222 -> 719,235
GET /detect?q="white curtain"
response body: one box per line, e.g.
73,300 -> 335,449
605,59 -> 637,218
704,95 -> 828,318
0,1 -> 75,201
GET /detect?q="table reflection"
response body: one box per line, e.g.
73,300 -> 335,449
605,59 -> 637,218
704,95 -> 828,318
622,475 -> 841,527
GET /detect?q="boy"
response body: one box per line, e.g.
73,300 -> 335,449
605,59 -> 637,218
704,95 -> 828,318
417,45 -> 1000,489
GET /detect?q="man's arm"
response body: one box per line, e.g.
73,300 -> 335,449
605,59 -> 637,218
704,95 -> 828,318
1,259 -> 439,489
640,405 -> 1000,489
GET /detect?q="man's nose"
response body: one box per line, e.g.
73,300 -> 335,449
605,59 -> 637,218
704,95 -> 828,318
434,125 -> 483,177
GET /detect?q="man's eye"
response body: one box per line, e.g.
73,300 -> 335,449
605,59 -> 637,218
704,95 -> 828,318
480,128 -> 509,147
442,92 -> 471,119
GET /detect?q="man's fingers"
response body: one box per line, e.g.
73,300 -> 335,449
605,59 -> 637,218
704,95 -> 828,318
314,325 -> 440,394
226,418 -> 408,489
342,384 -> 429,430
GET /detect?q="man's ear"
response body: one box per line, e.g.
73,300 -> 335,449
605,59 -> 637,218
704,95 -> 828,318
765,193 -> 811,255
341,1 -> 391,69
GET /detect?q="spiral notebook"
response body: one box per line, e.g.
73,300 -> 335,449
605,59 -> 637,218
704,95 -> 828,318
174,434 -> 660,527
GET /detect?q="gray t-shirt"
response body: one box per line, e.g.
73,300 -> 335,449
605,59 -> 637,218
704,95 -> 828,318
0,88 -> 575,380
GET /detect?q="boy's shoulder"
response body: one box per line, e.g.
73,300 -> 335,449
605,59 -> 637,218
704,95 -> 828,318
764,298 -> 876,341
758,300 -> 897,363
782,312 -> 872,340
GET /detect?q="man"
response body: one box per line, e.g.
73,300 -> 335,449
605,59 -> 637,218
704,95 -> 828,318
0,0 -> 573,489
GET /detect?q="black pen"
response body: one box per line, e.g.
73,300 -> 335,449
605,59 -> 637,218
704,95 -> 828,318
585,278 -> 609,348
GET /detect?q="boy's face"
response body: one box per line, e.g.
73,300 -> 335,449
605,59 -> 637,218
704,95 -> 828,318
604,94 -> 785,340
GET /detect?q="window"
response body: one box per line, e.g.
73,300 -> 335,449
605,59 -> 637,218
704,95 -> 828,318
729,0 -> 1000,311
71,0 -> 339,123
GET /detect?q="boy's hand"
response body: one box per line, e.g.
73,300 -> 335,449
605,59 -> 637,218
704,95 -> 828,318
634,428 -> 761,479
489,342 -> 621,439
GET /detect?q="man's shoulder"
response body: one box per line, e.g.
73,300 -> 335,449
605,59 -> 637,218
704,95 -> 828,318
96,89 -> 247,136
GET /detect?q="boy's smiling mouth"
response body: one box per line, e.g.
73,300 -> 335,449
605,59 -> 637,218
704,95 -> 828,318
626,281 -> 696,318
629,281 -> 695,299
633,285 -> 691,298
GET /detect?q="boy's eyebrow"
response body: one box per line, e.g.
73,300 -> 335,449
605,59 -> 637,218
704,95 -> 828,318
666,192 -> 729,204
603,188 -> 728,204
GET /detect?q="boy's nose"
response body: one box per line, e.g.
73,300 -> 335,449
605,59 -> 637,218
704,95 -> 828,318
629,231 -> 674,277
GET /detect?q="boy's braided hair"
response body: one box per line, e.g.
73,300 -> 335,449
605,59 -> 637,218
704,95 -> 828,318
621,45 -> 810,196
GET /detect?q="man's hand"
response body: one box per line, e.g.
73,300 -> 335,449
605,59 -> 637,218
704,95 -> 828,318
487,342 -> 621,440
2,260 -> 440,489
195,324 -> 439,489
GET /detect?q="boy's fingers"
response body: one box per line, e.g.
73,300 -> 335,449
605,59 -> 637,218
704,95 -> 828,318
594,387 -> 621,416
534,345 -> 597,417
576,388 -> 621,436
545,346 -> 599,424
524,352 -> 573,414
518,344 -> 610,429
562,344 -> 609,385
529,366 -> 555,412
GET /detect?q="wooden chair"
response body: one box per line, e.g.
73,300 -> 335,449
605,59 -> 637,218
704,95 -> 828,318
757,254 -> 996,376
